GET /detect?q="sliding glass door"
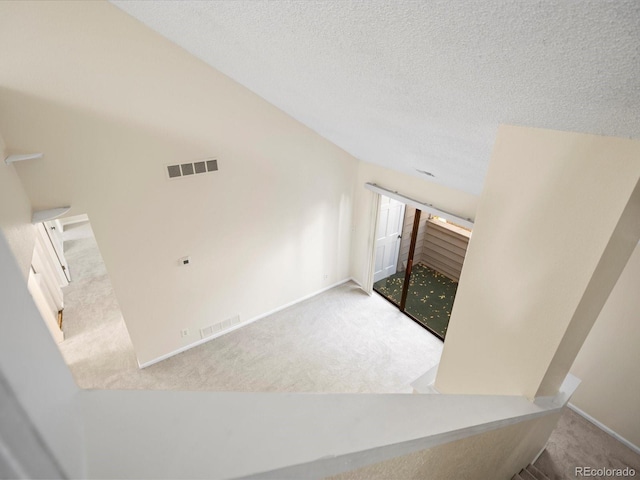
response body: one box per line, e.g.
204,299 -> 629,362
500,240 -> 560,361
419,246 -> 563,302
373,194 -> 469,340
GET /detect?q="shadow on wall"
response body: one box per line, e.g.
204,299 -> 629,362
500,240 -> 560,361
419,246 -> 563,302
0,87 -> 357,365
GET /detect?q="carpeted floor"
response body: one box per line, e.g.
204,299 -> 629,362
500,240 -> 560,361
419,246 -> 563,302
535,407 -> 640,480
373,264 -> 458,337
58,221 -> 443,393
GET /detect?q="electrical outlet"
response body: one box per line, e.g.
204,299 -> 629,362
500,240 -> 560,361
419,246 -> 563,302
323,274 -> 328,280
181,329 -> 189,337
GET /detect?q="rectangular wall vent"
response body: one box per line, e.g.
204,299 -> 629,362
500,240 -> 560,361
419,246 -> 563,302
180,163 -> 194,176
166,158 -> 218,180
167,165 -> 181,178
200,314 -> 241,339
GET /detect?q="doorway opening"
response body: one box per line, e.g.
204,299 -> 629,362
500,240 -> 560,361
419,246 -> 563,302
26,213 -> 135,385
371,194 -> 471,340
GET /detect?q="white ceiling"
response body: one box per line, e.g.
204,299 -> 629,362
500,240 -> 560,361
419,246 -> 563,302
111,0 -> 640,195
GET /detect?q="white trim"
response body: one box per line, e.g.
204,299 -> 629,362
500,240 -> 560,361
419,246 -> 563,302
138,278 -> 354,368
35,224 -> 69,288
411,363 -> 441,394
363,190 -> 381,295
32,207 -> 71,224
58,214 -> 89,228
534,373 -> 581,410
348,277 -> 373,296
364,183 -> 474,230
4,153 -> 43,164
568,403 -> 640,455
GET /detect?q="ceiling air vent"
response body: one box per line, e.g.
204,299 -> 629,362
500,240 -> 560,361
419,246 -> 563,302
166,158 -> 218,180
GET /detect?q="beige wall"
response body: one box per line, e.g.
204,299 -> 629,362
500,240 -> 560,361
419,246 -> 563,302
330,413 -> 560,480
350,162 -> 479,286
436,125 -> 640,399
0,2 -> 358,365
0,134 -> 36,278
537,180 -> 640,396
570,244 -> 640,447
0,138 -> 84,477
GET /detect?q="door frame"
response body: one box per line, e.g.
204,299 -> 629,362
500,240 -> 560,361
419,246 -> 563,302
399,208 -> 421,311
363,192 -> 381,295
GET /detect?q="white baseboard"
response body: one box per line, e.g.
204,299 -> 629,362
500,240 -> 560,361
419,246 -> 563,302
568,403 -> 640,455
410,363 -> 440,394
138,278 -> 354,369
348,275 -> 375,296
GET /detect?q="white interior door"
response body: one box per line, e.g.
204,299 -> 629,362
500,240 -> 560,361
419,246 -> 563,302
373,196 -> 405,282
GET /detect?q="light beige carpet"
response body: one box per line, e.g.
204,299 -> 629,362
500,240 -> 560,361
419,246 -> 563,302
59,221 -> 443,392
535,407 -> 640,480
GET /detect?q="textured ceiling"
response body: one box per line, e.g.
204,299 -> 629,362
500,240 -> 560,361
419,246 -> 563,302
111,0 -> 640,195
